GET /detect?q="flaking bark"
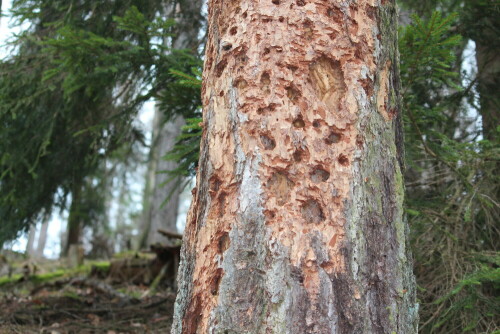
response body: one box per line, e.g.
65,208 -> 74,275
173,0 -> 418,333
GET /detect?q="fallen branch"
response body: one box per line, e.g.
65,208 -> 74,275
157,229 -> 183,240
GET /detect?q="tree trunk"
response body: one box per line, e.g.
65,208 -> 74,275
144,112 -> 185,246
137,108 -> 160,249
35,218 -> 49,258
475,41 -> 499,141
63,181 -> 83,257
172,1 -> 418,333
25,224 -> 37,257
462,1 -> 499,141
139,0 -> 204,247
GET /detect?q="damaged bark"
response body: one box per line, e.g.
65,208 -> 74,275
172,0 -> 418,333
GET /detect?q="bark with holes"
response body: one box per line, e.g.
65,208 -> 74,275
172,0 -> 418,333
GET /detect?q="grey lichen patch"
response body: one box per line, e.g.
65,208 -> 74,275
309,56 -> 346,112
211,156 -> 270,333
267,172 -> 295,205
301,199 -> 325,224
310,167 -> 330,183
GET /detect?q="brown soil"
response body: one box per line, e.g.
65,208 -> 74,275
0,284 -> 175,334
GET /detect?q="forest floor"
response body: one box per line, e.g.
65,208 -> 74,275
0,249 -> 179,333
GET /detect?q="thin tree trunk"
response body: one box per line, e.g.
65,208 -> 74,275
35,218 -> 49,258
172,1 -> 418,333
137,108 -> 161,249
25,225 -> 37,257
145,113 -> 185,245
63,181 -> 82,257
140,0 -> 204,247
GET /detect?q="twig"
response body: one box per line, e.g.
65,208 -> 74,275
141,264 -> 168,298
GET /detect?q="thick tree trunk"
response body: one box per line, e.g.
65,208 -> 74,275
172,1 -> 418,333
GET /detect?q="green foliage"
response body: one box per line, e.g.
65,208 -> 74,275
163,117 -> 202,180
162,68 -> 202,182
400,10 -> 500,333
0,1 -> 201,244
0,274 -> 23,286
0,260 -> 111,287
433,254 -> 500,332
401,12 -> 462,87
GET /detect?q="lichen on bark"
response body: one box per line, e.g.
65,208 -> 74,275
172,0 -> 418,333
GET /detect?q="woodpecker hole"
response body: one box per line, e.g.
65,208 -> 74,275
293,117 -> 305,128
310,167 -> 330,183
325,131 -> 341,144
301,199 -> 325,224
260,134 -> 276,150
338,154 -> 349,166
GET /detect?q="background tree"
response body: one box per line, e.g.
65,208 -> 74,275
398,1 -> 500,332
138,0 -> 204,248
0,1 -> 201,252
